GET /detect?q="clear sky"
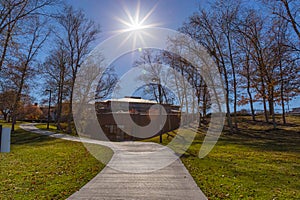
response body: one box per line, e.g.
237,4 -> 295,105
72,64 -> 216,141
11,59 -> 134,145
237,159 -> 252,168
67,0 -> 202,42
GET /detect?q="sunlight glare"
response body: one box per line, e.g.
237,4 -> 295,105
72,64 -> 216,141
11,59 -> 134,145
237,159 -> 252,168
116,1 -> 160,33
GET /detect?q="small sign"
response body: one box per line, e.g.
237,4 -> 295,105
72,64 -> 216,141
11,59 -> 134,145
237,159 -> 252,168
0,127 -> 11,153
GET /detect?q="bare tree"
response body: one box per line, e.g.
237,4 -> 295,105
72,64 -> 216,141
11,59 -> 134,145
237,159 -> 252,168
0,0 -> 58,71
171,0 -> 300,131
211,0 -> 242,129
134,49 -> 170,103
236,7 -> 300,128
95,66 -> 118,101
268,0 -> 300,41
180,6 -> 235,133
56,5 -> 100,133
5,17 -> 50,132
162,50 -> 210,125
236,42 -> 257,121
42,43 -> 70,130
236,10 -> 272,124
270,15 -> 299,124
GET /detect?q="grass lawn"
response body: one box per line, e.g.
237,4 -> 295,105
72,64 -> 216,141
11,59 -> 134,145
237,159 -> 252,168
0,121 -> 113,199
34,122 -> 77,136
147,115 -> 300,199
35,123 -> 65,134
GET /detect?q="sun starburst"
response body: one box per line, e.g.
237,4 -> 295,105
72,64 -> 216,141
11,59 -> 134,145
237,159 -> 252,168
115,1 -> 160,33
111,1 -> 163,52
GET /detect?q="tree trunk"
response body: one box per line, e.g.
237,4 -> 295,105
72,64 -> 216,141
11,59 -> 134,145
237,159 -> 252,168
225,81 -> 233,133
0,27 -> 12,71
202,86 -> 207,118
248,88 -> 256,121
269,87 -> 277,129
262,96 -> 269,122
3,113 -> 8,121
260,78 -> 269,122
224,66 -> 234,133
279,61 -> 286,124
11,64 -> 28,133
281,0 -> 300,40
67,82 -> 74,134
246,55 -> 256,121
227,34 -> 238,130
56,61 -> 65,130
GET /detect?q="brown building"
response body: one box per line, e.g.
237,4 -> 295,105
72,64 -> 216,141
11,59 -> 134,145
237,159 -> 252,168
290,107 -> 300,115
96,96 -> 181,141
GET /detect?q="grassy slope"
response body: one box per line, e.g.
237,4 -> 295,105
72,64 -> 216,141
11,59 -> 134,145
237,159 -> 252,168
35,123 -> 77,135
146,116 -> 300,199
2,116 -> 299,199
0,121 -> 113,199
35,123 -> 65,134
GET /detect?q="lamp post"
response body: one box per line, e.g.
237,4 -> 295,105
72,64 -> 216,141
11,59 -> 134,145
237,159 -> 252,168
152,78 -> 163,143
45,89 -> 52,129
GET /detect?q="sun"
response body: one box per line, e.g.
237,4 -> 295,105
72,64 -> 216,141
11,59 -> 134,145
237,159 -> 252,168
127,21 -> 146,31
115,1 -> 160,33
112,1 -> 163,51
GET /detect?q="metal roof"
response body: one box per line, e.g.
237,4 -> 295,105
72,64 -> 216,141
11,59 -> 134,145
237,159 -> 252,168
102,97 -> 158,104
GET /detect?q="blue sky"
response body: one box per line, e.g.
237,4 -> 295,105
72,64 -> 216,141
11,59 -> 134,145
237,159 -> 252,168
67,0 -> 202,41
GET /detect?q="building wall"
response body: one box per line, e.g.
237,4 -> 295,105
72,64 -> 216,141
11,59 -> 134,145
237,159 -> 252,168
97,113 -> 180,141
95,100 -> 181,141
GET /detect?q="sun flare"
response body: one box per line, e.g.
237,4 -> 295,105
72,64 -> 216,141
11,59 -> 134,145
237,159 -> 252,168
127,21 -> 145,31
112,1 -> 163,51
115,1 -> 160,33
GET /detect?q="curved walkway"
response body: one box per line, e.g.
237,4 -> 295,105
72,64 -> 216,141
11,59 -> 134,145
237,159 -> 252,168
20,123 -> 207,200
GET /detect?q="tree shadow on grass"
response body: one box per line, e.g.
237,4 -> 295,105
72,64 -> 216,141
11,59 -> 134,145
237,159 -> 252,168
220,128 -> 300,153
11,128 -> 57,145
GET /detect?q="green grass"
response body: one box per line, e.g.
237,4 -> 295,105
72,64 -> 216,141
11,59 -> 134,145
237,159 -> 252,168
33,122 -> 77,136
0,122 -> 113,199
146,115 -> 300,199
1,116 -> 299,199
35,123 -> 65,134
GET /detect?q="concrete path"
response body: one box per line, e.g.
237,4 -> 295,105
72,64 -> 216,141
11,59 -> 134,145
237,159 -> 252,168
20,124 -> 207,200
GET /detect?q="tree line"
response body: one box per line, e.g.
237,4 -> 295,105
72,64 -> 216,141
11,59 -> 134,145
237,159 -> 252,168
180,0 -> 300,131
135,0 -> 299,132
0,0 -> 117,133
0,0 -> 299,134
